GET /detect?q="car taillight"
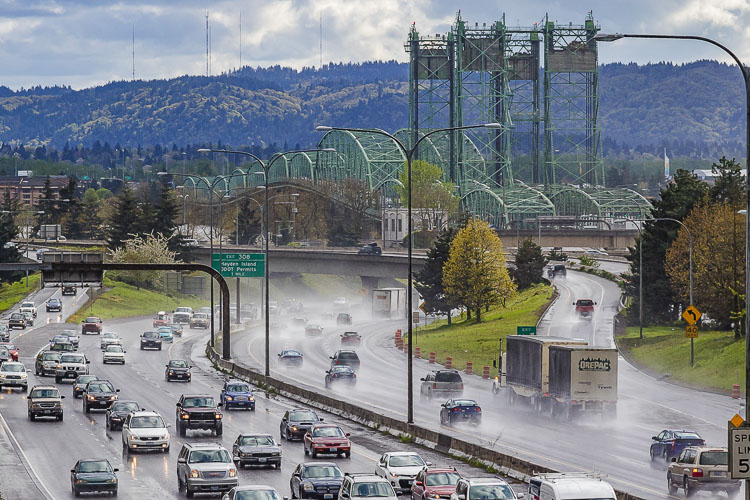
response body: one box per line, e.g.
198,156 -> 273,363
476,407 -> 481,412
670,441 -> 675,451
691,468 -> 703,478
453,408 -> 459,412
461,383 -> 464,389
433,383 -> 437,389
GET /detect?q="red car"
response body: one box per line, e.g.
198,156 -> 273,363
81,316 -> 103,335
411,467 -> 462,500
303,423 -> 351,458
152,311 -> 169,328
340,331 -> 361,346
0,343 -> 19,361
574,299 -> 596,319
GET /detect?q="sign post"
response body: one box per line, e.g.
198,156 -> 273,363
516,326 -> 537,336
728,413 -> 750,499
211,253 -> 265,278
682,305 -> 702,367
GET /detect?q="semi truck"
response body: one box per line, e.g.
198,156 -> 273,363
372,288 -> 406,319
492,335 -> 617,418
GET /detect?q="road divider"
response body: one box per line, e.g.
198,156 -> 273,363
206,343 -> 644,500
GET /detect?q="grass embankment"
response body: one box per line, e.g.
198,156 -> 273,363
68,276 -> 208,323
618,326 -> 744,394
0,274 -> 41,312
415,283 -> 554,377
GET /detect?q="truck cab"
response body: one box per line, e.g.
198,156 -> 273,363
573,299 -> 596,319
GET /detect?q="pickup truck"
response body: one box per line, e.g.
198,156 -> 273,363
574,299 -> 596,319
172,307 -> 193,324
19,302 -> 37,318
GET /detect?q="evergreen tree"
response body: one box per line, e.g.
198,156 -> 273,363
511,239 -> 548,290
710,156 -> 745,205
0,192 -> 23,283
153,182 -> 187,255
415,226 -> 456,324
33,176 -> 56,235
107,184 -> 141,249
80,189 -> 102,240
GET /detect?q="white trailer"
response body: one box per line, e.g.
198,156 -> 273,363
372,288 -> 406,319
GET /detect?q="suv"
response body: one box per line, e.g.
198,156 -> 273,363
35,351 -> 61,376
357,243 -> 382,256
375,452 -> 430,493
165,359 -> 192,382
0,324 -> 8,342
27,385 -> 65,421
121,411 -> 170,453
175,394 -> 223,437
176,443 -> 238,497
50,341 -> 75,353
419,370 -> 464,400
219,380 -> 255,410
83,380 -> 120,413
574,299 -> 596,319
54,352 -> 89,383
8,312 -> 26,329
339,474 -> 397,500
291,462 -> 344,499
452,478 -> 520,500
0,361 -> 29,391
140,331 -> 163,350
548,264 -> 567,278
173,306 -> 193,324
190,313 -> 209,329
81,316 -> 103,334
667,447 -> 739,497
19,301 -> 37,318
330,350 -> 360,370
305,324 -> 323,337
336,313 -> 352,326
62,283 -> 77,295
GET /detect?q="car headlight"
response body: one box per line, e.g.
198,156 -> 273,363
215,413 -> 222,419
229,468 -> 237,478
249,397 -> 255,402
225,396 -> 233,401
75,479 -> 86,484
190,469 -> 199,478
162,434 -> 169,440
110,395 -> 117,400
303,484 -> 314,491
169,371 -> 174,375
87,395 -> 95,401
292,426 -> 298,431
130,435 -> 138,441
19,373 -> 27,379
0,374 -> 6,379
56,364 -> 62,369
106,478 -> 116,484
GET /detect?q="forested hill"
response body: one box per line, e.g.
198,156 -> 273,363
0,60 -> 743,157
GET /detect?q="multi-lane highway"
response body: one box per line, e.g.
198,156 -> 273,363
232,268 -> 740,500
0,290 -> 499,499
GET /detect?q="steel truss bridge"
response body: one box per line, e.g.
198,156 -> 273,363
183,12 -> 650,228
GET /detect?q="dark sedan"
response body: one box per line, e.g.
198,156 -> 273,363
70,458 -> 118,496
165,359 -> 192,382
650,429 -> 705,461
439,399 -> 482,426
280,408 -> 322,441
340,332 -> 361,346
290,462 -> 344,500
357,243 -> 382,256
83,380 -> 120,413
106,400 -> 142,431
278,349 -> 304,367
232,433 -> 281,468
324,366 -> 357,388
73,375 -> 99,399
46,298 -> 62,312
140,331 -> 162,350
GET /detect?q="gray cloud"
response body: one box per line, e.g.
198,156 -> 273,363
0,0 -> 748,89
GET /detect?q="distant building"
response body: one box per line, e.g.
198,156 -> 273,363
0,176 -> 67,206
382,207 -> 448,247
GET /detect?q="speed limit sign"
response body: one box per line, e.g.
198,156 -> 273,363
729,420 -> 750,478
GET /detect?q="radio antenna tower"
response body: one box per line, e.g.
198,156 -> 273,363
132,25 -> 135,81
205,10 -> 209,76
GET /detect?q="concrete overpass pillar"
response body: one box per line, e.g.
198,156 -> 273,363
360,276 -> 379,307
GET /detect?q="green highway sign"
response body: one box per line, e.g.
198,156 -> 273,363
211,253 -> 265,278
516,326 -> 537,336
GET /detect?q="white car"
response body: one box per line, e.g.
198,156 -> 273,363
375,452 -> 431,493
333,297 -> 349,309
451,477 -> 522,500
103,345 -> 126,364
339,474 -> 397,500
100,332 -> 121,350
19,302 -> 37,318
583,248 -> 608,256
121,411 -> 170,452
0,361 -> 29,391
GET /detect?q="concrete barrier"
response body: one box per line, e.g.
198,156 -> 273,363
205,346 -> 645,500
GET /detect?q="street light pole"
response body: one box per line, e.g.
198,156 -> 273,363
316,123 -> 502,424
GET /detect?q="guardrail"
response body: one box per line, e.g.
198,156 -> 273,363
205,344 -> 644,500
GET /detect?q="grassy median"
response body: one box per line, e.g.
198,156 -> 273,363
617,326 -> 743,394
0,273 -> 41,312
414,283 -> 555,377
68,276 -> 209,323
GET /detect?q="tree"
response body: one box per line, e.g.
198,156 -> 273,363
153,182 -> 187,255
79,188 -> 102,240
0,191 -> 23,284
108,232 -> 180,290
107,184 -> 141,249
710,156 -> 745,205
33,176 -> 56,235
234,195 -> 262,245
665,198 -> 745,333
511,239 -> 548,290
625,169 -> 708,324
443,218 -> 516,322
415,226 -> 456,324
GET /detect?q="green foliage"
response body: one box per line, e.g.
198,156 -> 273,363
710,156 -> 746,205
415,227 -> 456,323
0,274 -> 41,312
511,239 -> 548,290
107,184 -> 140,249
577,255 -> 599,268
547,248 -> 568,262
0,192 -> 22,284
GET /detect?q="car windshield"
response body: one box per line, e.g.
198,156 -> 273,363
338,353 -> 358,360
468,485 -> 515,500
143,332 -> 158,339
425,473 -> 461,486
193,313 -> 207,319
312,426 -> 345,438
88,382 -> 115,393
675,432 -> 702,439
388,455 -> 425,467
435,372 -> 462,383
10,313 -> 23,319
577,300 -> 594,307
84,317 -> 99,323
183,397 -> 215,408
344,332 -> 358,337
159,329 -> 171,334
106,346 -> 124,352
289,411 -> 317,422
227,384 -> 250,393
189,449 -> 231,463
77,375 -> 98,384
282,350 -> 301,357
0,347 -> 8,356
21,302 -> 34,308
131,415 -> 165,428
103,333 -> 117,339
169,360 -> 188,368
60,355 -> 84,363
700,451 -> 728,465
112,402 -> 140,412
2,364 -> 23,372
239,435 -> 275,446
234,491 -> 281,500
303,466 -> 342,478
176,308 -> 191,313
31,389 -> 59,398
2,344 -> 15,350
52,336 -> 69,342
77,461 -> 111,473
0,325 -> 6,331
42,353 -> 60,361
353,482 -> 394,497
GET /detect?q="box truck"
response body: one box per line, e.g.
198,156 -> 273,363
372,288 -> 406,319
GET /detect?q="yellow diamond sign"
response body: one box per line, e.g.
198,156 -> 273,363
682,305 -> 702,325
732,414 -> 745,428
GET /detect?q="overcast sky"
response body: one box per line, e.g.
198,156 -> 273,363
1,0 -> 749,90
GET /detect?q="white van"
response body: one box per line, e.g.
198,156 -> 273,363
528,474 -> 616,500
